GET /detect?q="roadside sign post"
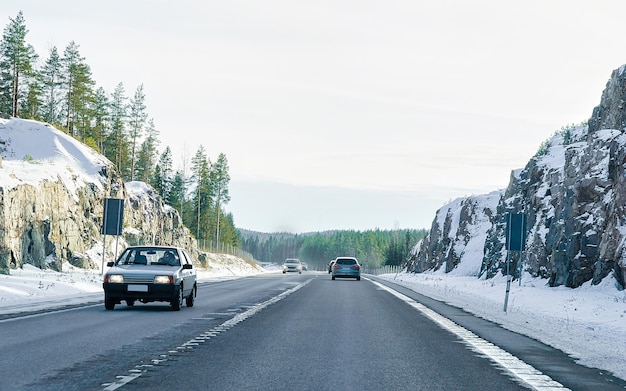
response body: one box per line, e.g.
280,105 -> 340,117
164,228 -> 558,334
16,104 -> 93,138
504,213 -> 526,312
101,198 -> 124,274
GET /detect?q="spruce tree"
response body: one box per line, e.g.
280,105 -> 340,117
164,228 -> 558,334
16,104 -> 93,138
20,74 -> 42,119
135,118 -> 159,182
153,146 -> 173,199
168,170 -> 186,216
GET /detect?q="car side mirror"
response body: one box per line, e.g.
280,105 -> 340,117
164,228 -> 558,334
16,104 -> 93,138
106,261 -> 114,267
182,264 -> 193,269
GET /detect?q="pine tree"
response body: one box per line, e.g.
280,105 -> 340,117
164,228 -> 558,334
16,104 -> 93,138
197,158 -> 213,244
191,146 -> 213,242
91,87 -> 109,154
128,84 -> 148,181
106,82 -> 129,176
40,46 -> 64,125
61,41 -> 95,138
210,152 -> 231,244
0,11 -> 38,117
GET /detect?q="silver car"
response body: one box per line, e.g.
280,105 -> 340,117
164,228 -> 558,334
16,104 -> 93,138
103,245 -> 197,311
331,257 -> 361,281
282,258 -> 302,274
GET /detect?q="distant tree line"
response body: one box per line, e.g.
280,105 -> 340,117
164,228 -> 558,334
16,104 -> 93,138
240,228 -> 428,270
0,11 -> 240,248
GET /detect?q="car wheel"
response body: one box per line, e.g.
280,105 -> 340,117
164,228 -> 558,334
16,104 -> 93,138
356,276 -> 360,281
299,271 -> 302,274
332,276 -> 335,280
104,297 -> 116,310
186,285 -> 195,307
171,286 -> 183,311
126,299 -> 135,306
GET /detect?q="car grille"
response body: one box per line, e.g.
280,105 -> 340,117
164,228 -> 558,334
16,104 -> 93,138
123,274 -> 155,284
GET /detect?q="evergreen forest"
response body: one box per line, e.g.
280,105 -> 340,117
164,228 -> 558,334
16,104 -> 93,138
240,228 -> 428,270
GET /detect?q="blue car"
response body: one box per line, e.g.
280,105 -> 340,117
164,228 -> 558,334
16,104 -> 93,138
331,257 -> 361,281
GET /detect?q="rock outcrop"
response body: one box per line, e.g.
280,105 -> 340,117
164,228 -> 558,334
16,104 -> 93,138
409,65 -> 626,289
408,191 -> 502,276
0,118 -> 202,274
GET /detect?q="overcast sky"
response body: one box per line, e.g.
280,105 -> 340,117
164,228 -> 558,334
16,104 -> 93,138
3,1 -> 626,233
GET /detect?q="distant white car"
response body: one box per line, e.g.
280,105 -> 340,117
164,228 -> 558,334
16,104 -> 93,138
282,258 -> 302,274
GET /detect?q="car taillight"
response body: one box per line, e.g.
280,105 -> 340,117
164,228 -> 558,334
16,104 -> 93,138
352,265 -> 360,269
333,264 -> 340,269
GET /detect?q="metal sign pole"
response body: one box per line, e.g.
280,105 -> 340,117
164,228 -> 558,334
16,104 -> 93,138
518,213 -> 524,287
504,250 -> 511,312
504,213 -> 512,312
518,249 -> 522,286
101,202 -> 108,275
101,234 -> 106,275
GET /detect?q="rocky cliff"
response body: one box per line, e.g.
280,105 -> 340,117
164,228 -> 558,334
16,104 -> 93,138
0,118 -> 204,274
409,65 -> 626,289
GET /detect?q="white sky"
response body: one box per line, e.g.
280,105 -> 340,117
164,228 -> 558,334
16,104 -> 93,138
2,1 -> 626,232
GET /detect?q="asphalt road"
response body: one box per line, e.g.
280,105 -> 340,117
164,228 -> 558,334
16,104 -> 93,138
1,272 -> 624,391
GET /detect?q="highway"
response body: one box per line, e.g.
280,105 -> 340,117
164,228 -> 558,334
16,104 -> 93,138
0,272 -> 623,390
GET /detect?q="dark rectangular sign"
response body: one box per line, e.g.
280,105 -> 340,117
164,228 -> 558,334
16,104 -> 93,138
506,213 -> 527,251
102,198 -> 124,236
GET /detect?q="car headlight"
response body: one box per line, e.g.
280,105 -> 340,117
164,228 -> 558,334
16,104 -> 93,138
107,274 -> 124,283
154,275 -> 173,284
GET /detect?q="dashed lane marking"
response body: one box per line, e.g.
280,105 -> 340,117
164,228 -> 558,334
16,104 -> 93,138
101,279 -> 312,390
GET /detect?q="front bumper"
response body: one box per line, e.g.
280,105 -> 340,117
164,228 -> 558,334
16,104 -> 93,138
103,282 -> 178,302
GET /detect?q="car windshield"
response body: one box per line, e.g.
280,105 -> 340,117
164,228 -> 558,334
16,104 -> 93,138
336,259 -> 356,265
116,247 -> 181,266
286,260 -> 299,264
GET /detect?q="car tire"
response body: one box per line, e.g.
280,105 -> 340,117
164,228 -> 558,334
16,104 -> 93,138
186,285 -> 195,307
171,286 -> 183,311
356,276 -> 360,281
332,276 -> 335,280
126,299 -> 135,306
105,297 -> 116,310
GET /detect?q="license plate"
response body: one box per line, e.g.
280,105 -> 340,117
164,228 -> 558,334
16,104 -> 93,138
127,284 -> 148,292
